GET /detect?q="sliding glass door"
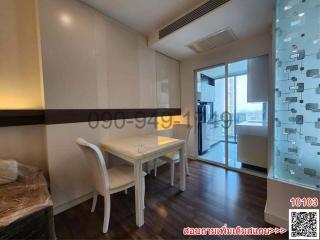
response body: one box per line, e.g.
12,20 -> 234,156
196,56 -> 268,174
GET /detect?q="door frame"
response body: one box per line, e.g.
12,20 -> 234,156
194,63 -> 229,168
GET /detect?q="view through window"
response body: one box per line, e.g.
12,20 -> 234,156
235,74 -> 265,123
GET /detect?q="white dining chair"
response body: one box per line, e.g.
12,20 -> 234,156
76,138 -> 146,233
154,124 -> 192,186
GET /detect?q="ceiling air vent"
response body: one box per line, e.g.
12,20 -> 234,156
159,0 -> 230,39
188,28 -> 237,53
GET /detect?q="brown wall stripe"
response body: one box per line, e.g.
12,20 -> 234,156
0,108 -> 181,127
0,110 -> 45,127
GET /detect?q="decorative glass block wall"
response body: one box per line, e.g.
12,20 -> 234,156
274,0 -> 320,189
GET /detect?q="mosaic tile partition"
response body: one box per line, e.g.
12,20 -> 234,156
274,0 -> 320,189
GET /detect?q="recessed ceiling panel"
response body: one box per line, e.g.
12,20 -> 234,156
188,28 -> 237,53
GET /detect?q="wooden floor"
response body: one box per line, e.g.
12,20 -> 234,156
55,160 -> 288,239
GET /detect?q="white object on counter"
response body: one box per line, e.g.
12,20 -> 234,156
236,122 -> 268,169
0,160 -> 18,185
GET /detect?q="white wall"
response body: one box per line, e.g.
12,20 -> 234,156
0,0 -> 48,175
39,0 -> 179,110
0,0 -> 44,110
265,177 -> 320,228
38,0 -> 180,213
180,31 -> 272,158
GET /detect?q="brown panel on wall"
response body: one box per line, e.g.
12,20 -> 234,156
45,109 -> 181,124
0,110 -> 45,127
0,108 -> 181,127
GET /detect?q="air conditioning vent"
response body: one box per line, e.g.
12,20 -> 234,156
159,0 -> 230,39
188,28 -> 237,53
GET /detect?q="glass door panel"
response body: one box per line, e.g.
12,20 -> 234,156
227,59 -> 268,171
196,65 -> 226,165
227,60 -> 250,169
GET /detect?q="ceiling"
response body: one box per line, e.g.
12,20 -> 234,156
149,0 -> 274,60
81,0 -> 274,60
81,0 -> 205,35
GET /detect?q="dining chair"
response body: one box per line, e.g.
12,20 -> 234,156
76,138 -> 146,233
154,124 -> 192,186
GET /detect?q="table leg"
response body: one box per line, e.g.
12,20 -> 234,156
134,161 -> 144,227
179,144 -> 186,191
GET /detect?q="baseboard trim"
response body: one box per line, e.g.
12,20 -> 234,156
264,205 -> 288,228
53,192 -> 93,216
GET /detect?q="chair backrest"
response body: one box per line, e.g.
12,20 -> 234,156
76,138 -> 109,195
172,124 -> 192,146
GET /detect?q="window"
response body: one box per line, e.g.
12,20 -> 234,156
235,74 -> 266,123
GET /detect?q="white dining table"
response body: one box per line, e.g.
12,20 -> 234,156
100,134 -> 186,227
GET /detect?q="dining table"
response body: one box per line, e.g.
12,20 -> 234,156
100,134 -> 186,227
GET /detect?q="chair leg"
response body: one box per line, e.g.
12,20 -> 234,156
91,191 -> 98,213
154,159 -> 157,177
142,176 -> 145,209
185,157 -> 190,176
124,189 -> 128,195
103,194 -> 111,233
170,161 -> 175,187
